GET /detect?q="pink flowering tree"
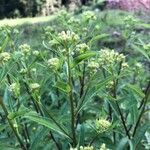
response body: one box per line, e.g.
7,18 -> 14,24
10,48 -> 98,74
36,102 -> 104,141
107,0 -> 150,12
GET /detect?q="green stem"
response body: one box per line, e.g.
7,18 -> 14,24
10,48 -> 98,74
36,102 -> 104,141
112,62 -> 130,139
132,81 -> 150,137
67,50 -> 77,147
0,97 -> 26,150
115,101 -> 130,139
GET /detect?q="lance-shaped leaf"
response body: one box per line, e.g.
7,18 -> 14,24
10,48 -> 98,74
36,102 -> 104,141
72,51 -> 96,68
54,81 -> 71,93
23,112 -> 70,139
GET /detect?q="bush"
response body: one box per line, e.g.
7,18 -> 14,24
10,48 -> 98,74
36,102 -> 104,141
0,11 -> 150,149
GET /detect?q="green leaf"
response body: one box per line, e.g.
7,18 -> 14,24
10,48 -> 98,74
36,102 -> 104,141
72,52 -> 96,68
131,44 -> 150,60
30,128 -> 50,150
134,123 -> 150,146
0,35 -> 10,53
8,105 -> 30,120
78,124 -> 85,147
128,139 -> 136,150
23,112 -> 70,139
54,81 -> 71,93
126,84 -> 145,98
77,76 -> 113,114
88,34 -> 109,46
116,137 -> 128,150
0,124 -> 8,132
0,144 -> 20,150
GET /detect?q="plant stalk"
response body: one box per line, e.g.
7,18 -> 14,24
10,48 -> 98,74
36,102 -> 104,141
67,50 -> 77,147
132,80 -> 150,137
0,97 -> 26,150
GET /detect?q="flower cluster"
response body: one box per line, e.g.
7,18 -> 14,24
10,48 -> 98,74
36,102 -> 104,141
19,44 -> 31,55
82,11 -> 97,21
106,81 -> 114,89
96,119 -> 111,133
100,143 -> 109,150
9,82 -> 20,97
68,17 -> 80,24
76,43 -> 89,54
87,61 -> 99,73
80,146 -> 94,150
133,62 -> 143,74
19,68 -> 28,74
47,58 -> 60,70
98,49 -> 126,66
121,62 -> 129,69
33,50 -> 40,56
0,52 -> 11,64
58,30 -> 79,43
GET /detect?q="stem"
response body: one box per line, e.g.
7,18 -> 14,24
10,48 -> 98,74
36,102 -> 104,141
50,132 -> 61,150
67,50 -> 77,147
24,81 -> 62,147
39,101 -> 73,140
112,62 -> 130,139
115,101 -> 130,139
79,62 -> 86,98
0,97 -> 26,150
132,81 -> 150,137
138,80 -> 150,110
89,132 -> 100,146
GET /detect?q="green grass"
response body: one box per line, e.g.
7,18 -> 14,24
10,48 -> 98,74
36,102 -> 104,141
0,15 -> 56,27
0,10 -> 149,50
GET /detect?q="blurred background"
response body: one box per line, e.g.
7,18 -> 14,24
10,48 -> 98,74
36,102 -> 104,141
0,0 -> 150,19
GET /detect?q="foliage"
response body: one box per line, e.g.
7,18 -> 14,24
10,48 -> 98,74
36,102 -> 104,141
0,10 -> 150,150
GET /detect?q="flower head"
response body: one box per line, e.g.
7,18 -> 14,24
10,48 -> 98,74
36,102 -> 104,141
33,50 -> 39,56
58,30 -> 79,43
96,119 -> 111,133
82,11 -> 97,21
100,143 -> 109,150
121,62 -> 129,70
47,58 -> 60,70
98,49 -> 126,66
68,17 -> 80,24
0,52 -> 11,64
88,61 -> 99,73
80,146 -> 94,150
76,43 -> 89,54
19,44 -> 31,55
9,82 -> 20,97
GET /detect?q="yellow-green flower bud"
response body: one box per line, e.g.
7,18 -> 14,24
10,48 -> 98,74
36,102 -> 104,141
33,50 -> 39,56
0,52 -> 11,64
100,143 -> 109,150
19,44 -> 31,55
96,119 -> 111,133
58,30 -> 79,43
29,83 -> 40,91
47,58 -> 59,70
80,146 -> 94,150
76,43 -> 89,54
9,82 -> 20,97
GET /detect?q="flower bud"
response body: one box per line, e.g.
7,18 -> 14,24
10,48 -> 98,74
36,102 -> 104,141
96,119 -> 111,133
0,52 -> 11,64
47,58 -> 60,70
9,82 -> 20,97
29,83 -> 40,91
80,146 -> 94,150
